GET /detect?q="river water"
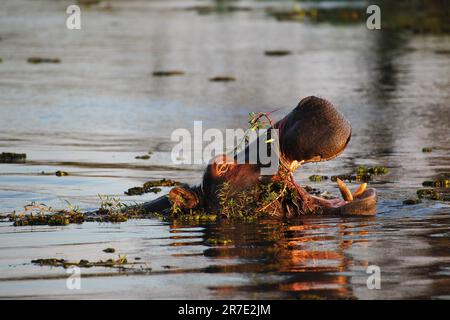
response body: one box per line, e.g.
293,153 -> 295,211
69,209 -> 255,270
0,0 -> 449,299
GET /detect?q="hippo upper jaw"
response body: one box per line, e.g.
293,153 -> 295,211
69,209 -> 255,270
275,96 -> 352,164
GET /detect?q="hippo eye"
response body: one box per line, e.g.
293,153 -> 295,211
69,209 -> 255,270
211,154 -> 236,176
216,163 -> 229,176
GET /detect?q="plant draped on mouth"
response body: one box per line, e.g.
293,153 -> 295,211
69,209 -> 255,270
221,110 -> 320,218
215,158 -> 320,219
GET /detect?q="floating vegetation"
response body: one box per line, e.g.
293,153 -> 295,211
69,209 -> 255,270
185,5 -> 251,15
135,154 -> 150,160
97,195 -> 128,222
144,179 -> 180,189
264,50 -> 292,57
422,147 -> 433,153
125,179 -> 180,196
77,0 -> 102,6
267,3 -> 450,34
417,189 -> 442,200
308,175 -> 328,182
267,7 -> 361,23
125,187 -> 145,196
148,187 -> 162,193
413,173 -> 450,202
403,198 -> 422,205
328,166 -> 388,184
331,174 -> 372,183
31,255 -> 150,271
205,238 -> 233,246
9,193 -> 163,227
27,57 -> 60,64
209,76 -> 236,82
163,265 -> 177,269
435,49 -> 450,55
55,170 -> 69,177
11,202 -> 84,226
152,71 -> 185,77
356,166 -> 389,175
0,152 -> 26,163
175,214 -> 218,222
422,179 -> 450,188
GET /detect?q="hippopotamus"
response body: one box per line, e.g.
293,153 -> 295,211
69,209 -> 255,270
141,96 -> 377,217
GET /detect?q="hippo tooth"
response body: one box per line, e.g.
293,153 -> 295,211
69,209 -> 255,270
336,178 -> 353,201
289,160 -> 303,173
352,183 -> 367,198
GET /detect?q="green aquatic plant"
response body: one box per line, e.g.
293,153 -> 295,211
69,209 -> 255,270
143,179 -> 180,189
205,238 -> 233,246
0,152 -> 26,163
330,166 -> 388,183
416,189 -> 442,200
264,50 -> 292,56
135,154 -> 150,160
308,175 -> 328,182
422,179 -> 450,188
175,214 -> 218,222
212,160 -> 318,219
209,76 -> 236,82
98,195 -> 128,222
152,71 -> 185,76
331,174 -> 372,182
27,57 -> 60,64
31,255 -> 147,271
10,202 -> 85,226
125,187 -> 145,196
356,166 -> 388,175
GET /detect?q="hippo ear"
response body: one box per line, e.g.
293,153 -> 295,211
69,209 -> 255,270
168,186 -> 200,212
211,155 -> 236,177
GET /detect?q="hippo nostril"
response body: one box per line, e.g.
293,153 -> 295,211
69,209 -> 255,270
276,96 -> 352,163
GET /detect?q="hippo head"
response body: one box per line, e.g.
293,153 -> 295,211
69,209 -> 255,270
167,96 -> 376,217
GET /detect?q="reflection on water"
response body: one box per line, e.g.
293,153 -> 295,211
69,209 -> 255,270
2,214 -> 449,299
0,0 -> 449,299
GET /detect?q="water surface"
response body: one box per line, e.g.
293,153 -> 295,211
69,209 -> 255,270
0,0 -> 449,299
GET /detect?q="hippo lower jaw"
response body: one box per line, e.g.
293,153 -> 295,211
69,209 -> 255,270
310,188 -> 377,216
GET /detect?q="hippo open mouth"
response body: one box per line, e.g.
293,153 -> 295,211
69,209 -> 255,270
142,96 -> 377,217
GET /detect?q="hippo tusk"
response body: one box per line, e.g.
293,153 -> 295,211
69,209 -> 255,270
289,160 -> 303,173
336,178 -> 353,201
352,183 -> 367,198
